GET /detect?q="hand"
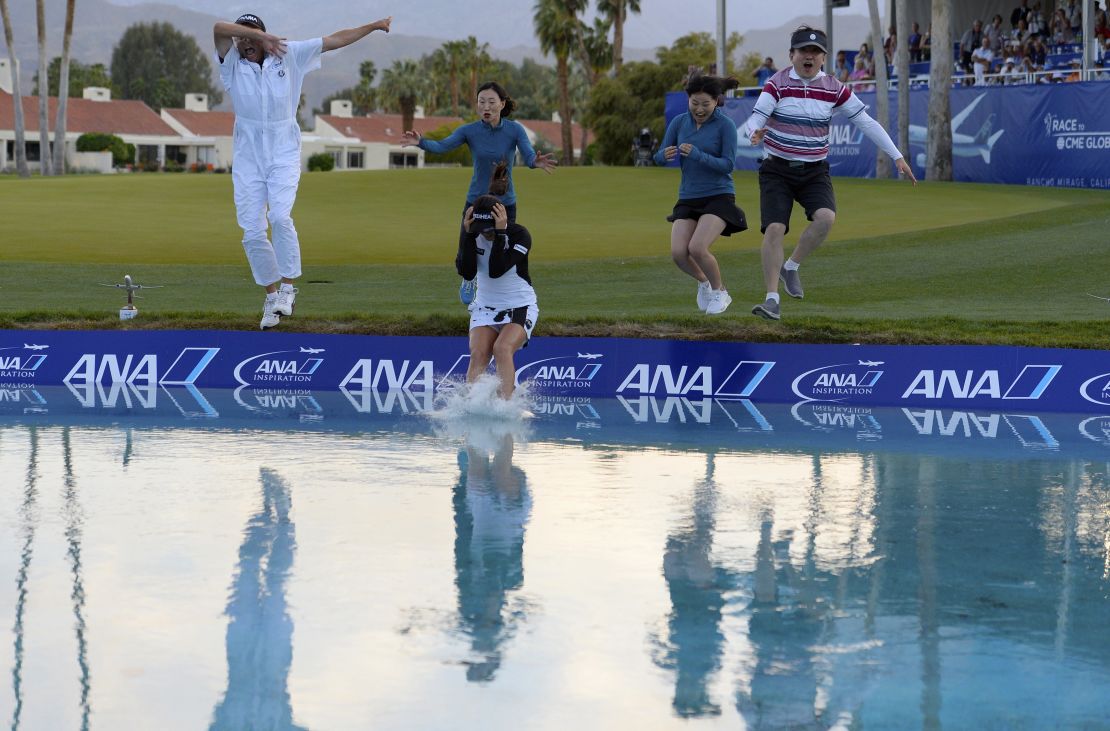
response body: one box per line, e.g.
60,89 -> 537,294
260,32 -> 287,58
462,206 -> 475,232
663,145 -> 678,161
492,203 -> 508,230
400,130 -> 421,147
373,16 -> 392,33
750,128 -> 767,146
534,152 -> 558,173
895,157 -> 918,186
679,143 -> 694,157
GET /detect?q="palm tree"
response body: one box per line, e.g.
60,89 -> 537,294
926,0 -> 953,180
436,39 -> 467,116
598,0 -> 640,77
459,36 -> 491,106
0,0 -> 30,176
574,17 -> 612,163
35,0 -> 53,175
534,0 -> 585,166
52,0 -> 77,174
379,59 -> 426,133
867,0 -> 890,179
894,0 -> 910,161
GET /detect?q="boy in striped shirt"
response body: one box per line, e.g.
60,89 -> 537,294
742,26 -> 916,321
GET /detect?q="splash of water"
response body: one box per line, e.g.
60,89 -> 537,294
427,375 -> 534,449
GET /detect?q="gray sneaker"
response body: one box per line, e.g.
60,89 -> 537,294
752,297 -> 781,320
779,265 -> 804,298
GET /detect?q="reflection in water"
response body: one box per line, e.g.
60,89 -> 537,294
62,428 -> 92,731
739,456 -> 828,729
209,468 -> 306,731
10,428 -> 38,731
655,454 -> 730,717
1,404 -> 1109,729
453,429 -> 532,683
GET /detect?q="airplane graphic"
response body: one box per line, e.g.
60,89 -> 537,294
299,347 -> 325,354
911,93 -> 1004,167
24,344 -> 49,350
577,353 -> 602,359
858,360 -> 884,367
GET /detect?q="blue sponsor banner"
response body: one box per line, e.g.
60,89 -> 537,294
4,329 -> 1110,412
666,81 -> 1110,188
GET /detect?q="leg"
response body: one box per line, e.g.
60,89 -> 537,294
687,214 -> 727,290
760,223 -> 788,294
267,162 -> 303,284
670,219 -> 707,282
466,327 -> 498,383
267,160 -> 303,315
789,208 -> 835,265
490,324 -> 528,399
233,167 -> 279,289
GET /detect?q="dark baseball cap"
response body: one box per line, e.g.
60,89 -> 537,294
790,28 -> 828,53
235,13 -> 266,32
468,203 -> 496,234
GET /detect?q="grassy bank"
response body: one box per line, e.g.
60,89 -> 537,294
1,168 -> 1107,347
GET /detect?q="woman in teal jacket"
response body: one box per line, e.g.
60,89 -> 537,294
401,82 -> 557,304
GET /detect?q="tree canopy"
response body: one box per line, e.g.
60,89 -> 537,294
110,22 -> 221,110
34,57 -> 111,97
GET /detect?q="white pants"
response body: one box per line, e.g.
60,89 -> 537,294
232,120 -> 303,286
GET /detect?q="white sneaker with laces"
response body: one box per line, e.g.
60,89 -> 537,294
696,280 -> 712,311
705,289 -> 732,315
274,284 -> 297,317
260,294 -> 281,330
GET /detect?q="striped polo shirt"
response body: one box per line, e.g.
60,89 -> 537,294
746,67 -> 868,162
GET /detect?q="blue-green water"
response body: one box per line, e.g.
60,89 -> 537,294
1,388 -> 1108,730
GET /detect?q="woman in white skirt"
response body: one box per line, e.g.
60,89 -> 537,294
456,192 -> 537,399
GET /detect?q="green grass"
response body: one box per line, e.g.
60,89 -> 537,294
1,168 -> 1108,347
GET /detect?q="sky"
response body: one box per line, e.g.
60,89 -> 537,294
97,0 -> 864,50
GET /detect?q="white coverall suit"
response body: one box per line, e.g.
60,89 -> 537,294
218,39 -> 322,286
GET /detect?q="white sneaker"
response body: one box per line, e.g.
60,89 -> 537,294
260,294 -> 281,330
274,284 -> 297,317
696,280 -> 712,311
705,289 -> 732,315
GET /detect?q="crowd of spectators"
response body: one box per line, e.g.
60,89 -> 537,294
953,1 -> 1110,85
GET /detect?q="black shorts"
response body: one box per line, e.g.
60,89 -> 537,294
758,155 -> 836,234
666,194 -> 748,236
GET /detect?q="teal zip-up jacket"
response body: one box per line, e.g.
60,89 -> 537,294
418,119 -> 538,205
653,107 -> 737,199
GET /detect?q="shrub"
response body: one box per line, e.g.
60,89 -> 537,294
422,122 -> 472,166
75,132 -> 135,167
307,152 -> 335,172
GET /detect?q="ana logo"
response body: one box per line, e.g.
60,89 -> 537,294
0,344 -> 49,380
903,365 -> 1060,401
792,361 -> 884,402
234,348 -> 325,386
1078,372 -> 1110,406
516,352 -> 605,390
339,358 -> 434,391
617,360 -> 774,397
63,347 -> 220,385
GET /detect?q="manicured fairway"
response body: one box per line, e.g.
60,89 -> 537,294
0,168 -> 1107,346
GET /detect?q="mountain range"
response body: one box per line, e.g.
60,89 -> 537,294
1,0 -> 873,117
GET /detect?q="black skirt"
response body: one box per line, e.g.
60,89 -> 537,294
667,194 -> 748,236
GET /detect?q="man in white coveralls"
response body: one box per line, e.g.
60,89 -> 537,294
214,13 -> 392,329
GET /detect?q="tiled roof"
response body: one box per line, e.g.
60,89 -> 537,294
0,91 -> 179,137
316,113 -> 463,143
161,108 -> 235,137
517,118 -> 594,149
